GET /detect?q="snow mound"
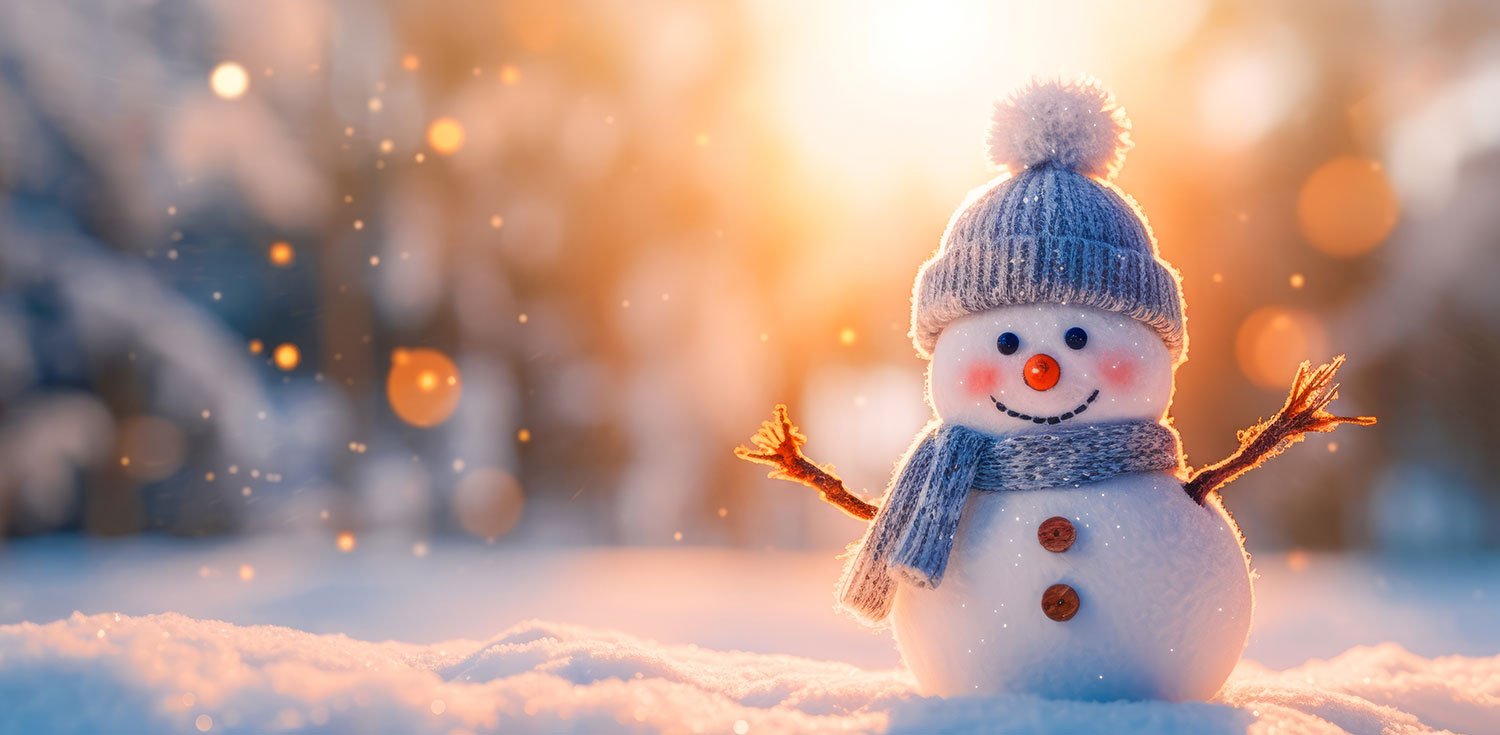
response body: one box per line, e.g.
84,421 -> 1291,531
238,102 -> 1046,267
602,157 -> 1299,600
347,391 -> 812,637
0,612 -> 1494,735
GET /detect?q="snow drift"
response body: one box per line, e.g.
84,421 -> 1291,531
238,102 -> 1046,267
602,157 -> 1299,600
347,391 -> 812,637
0,612 -> 1493,735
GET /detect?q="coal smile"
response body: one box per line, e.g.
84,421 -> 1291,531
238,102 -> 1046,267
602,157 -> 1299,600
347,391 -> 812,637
989,389 -> 1100,425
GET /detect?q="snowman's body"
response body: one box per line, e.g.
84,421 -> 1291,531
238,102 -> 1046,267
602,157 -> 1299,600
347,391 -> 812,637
891,471 -> 1253,701
893,301 -> 1257,701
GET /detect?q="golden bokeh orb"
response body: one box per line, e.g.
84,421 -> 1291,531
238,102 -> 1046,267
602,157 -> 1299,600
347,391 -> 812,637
268,241 -> 295,267
1234,307 -> 1329,390
336,531 -> 357,552
273,343 -> 300,371
426,117 -> 466,155
387,348 -> 462,427
1297,156 -> 1399,258
210,61 -> 249,100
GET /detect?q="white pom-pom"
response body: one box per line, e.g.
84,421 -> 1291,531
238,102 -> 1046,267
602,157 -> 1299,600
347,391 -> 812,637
986,77 -> 1132,180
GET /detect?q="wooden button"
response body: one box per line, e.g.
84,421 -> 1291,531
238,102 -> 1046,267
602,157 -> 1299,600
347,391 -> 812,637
1037,516 -> 1075,553
1041,583 -> 1080,622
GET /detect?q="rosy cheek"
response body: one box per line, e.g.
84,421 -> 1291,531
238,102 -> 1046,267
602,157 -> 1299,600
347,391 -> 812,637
964,363 -> 1001,397
1097,352 -> 1138,390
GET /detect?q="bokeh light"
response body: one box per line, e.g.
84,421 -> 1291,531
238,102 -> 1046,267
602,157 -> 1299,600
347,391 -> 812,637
273,343 -> 300,371
209,61 -> 249,100
1297,157 -> 1400,257
387,348 -> 462,427
268,242 -> 295,267
454,468 -> 525,539
1195,30 -> 1310,151
336,531 -> 357,552
115,416 -> 186,483
1234,307 -> 1330,390
426,118 -> 465,155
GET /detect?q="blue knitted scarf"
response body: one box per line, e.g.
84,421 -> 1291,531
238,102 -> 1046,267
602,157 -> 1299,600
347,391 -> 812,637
837,419 -> 1183,623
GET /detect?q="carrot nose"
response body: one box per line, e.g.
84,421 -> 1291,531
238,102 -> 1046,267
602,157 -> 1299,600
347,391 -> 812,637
1023,354 -> 1061,391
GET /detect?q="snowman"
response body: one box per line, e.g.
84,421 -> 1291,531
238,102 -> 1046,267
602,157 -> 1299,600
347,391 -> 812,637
737,78 -> 1374,702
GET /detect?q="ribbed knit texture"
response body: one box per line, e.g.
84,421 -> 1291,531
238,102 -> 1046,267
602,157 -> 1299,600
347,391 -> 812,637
910,162 -> 1186,362
836,419 -> 1185,624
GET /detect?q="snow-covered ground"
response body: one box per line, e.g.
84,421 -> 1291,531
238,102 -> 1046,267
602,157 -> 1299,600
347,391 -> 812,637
3,612 -> 1494,735
0,537 -> 1497,734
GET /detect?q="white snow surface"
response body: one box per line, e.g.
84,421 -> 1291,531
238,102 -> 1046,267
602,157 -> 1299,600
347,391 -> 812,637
1,538 -> 1498,734
0,612 -> 1495,735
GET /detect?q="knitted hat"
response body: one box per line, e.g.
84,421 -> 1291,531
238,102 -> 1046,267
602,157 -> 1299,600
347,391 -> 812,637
910,78 -> 1186,364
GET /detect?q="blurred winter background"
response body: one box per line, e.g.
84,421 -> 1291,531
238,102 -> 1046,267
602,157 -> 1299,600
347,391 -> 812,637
1,0 -> 1499,671
3,0 -> 1494,555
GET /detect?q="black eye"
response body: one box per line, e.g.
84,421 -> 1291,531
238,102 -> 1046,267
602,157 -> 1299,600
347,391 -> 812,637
996,332 -> 1020,355
1065,327 -> 1088,350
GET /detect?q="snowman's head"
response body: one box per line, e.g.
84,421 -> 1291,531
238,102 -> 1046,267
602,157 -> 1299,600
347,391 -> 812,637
911,79 -> 1188,413
928,303 -> 1174,435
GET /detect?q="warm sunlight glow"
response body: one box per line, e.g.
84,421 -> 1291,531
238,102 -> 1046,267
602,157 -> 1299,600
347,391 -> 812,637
750,0 -> 1046,186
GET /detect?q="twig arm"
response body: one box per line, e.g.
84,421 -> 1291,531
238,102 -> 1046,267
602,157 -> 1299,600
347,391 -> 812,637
734,404 -> 878,521
1185,355 -> 1376,504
